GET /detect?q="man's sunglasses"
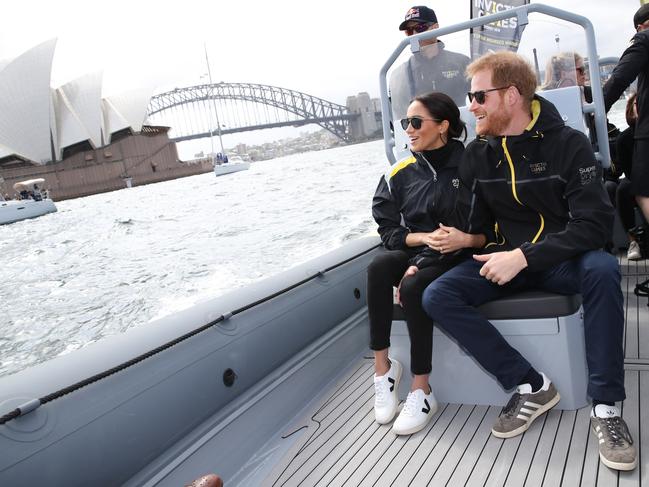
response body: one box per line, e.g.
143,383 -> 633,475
467,86 -> 510,104
575,66 -> 586,75
405,23 -> 432,35
400,117 -> 439,130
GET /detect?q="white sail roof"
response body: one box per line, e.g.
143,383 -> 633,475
0,41 -> 156,164
102,98 -> 131,137
54,71 -> 104,152
0,143 -> 13,159
104,86 -> 155,135
0,39 -> 57,164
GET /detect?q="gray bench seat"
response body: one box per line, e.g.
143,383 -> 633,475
388,290 -> 588,409
392,290 -> 582,321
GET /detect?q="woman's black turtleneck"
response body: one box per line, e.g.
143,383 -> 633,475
419,139 -> 462,172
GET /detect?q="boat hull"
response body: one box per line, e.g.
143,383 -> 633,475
0,237 -> 379,486
0,199 -> 57,225
213,161 -> 250,177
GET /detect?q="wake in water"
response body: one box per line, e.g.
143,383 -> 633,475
0,140 -> 386,377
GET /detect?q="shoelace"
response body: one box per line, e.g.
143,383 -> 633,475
401,391 -> 420,417
600,416 -> 634,447
500,393 -> 524,419
374,379 -> 388,406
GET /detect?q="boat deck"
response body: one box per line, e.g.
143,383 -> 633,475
262,256 -> 649,486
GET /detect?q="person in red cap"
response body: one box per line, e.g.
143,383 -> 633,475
390,6 -> 470,119
604,3 -> 649,230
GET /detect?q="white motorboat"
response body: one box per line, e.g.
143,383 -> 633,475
213,154 -> 250,177
0,178 -> 57,225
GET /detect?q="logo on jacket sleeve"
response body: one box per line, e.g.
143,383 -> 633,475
579,165 -> 597,185
452,178 -> 460,188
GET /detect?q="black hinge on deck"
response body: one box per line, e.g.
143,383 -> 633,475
635,277 -> 649,306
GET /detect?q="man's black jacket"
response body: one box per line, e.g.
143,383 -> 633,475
460,95 -> 614,272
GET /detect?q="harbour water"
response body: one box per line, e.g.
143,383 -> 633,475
0,140 -> 387,378
0,100 -> 629,379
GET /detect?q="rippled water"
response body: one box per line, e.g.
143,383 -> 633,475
1,100 -> 628,378
0,140 -> 387,377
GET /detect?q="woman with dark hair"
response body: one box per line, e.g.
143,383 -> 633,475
616,92 -> 643,260
369,92 -> 487,435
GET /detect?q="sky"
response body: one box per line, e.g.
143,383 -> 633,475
0,0 -> 642,150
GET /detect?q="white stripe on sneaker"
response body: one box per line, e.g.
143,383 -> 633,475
525,401 -> 542,408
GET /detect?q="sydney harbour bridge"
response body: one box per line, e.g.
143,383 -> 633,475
146,83 -> 381,144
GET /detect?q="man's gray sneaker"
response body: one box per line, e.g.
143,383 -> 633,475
492,373 -> 560,438
590,404 -> 637,471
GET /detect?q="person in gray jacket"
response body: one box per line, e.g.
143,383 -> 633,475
390,6 -> 470,118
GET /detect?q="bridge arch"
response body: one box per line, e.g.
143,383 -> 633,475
147,82 -> 356,143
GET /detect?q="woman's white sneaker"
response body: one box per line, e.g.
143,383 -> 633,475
373,359 -> 402,424
627,241 -> 642,260
392,387 -> 438,435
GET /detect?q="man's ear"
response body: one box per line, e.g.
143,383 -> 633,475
505,86 -> 520,107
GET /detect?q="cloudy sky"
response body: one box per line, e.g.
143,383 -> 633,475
0,0 -> 642,105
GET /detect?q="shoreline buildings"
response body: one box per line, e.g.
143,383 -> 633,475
0,41 -> 382,201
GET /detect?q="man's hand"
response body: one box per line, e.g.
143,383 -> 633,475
396,265 -> 418,306
473,249 -> 528,285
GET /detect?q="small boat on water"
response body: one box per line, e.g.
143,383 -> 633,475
0,4 -> 646,486
213,153 -> 251,177
0,178 -> 57,225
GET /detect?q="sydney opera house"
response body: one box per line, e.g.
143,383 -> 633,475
0,39 -> 211,200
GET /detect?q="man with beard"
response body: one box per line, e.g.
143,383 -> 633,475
421,51 -> 636,472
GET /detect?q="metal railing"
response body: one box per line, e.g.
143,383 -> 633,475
379,3 -> 611,168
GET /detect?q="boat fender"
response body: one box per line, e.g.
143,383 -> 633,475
0,398 -> 41,425
17,399 -> 41,415
221,311 -> 233,320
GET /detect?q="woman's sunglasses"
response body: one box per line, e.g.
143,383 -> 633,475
405,23 -> 432,35
400,117 -> 439,130
466,86 -> 510,104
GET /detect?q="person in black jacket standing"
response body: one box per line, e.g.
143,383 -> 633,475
422,51 -> 636,471
615,93 -> 643,260
604,4 -> 649,229
369,92 -> 487,436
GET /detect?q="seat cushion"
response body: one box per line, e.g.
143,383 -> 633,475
392,291 -> 582,321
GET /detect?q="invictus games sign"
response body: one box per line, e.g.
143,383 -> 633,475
470,0 -> 529,59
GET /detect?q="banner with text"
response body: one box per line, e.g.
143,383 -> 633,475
470,0 -> 530,59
